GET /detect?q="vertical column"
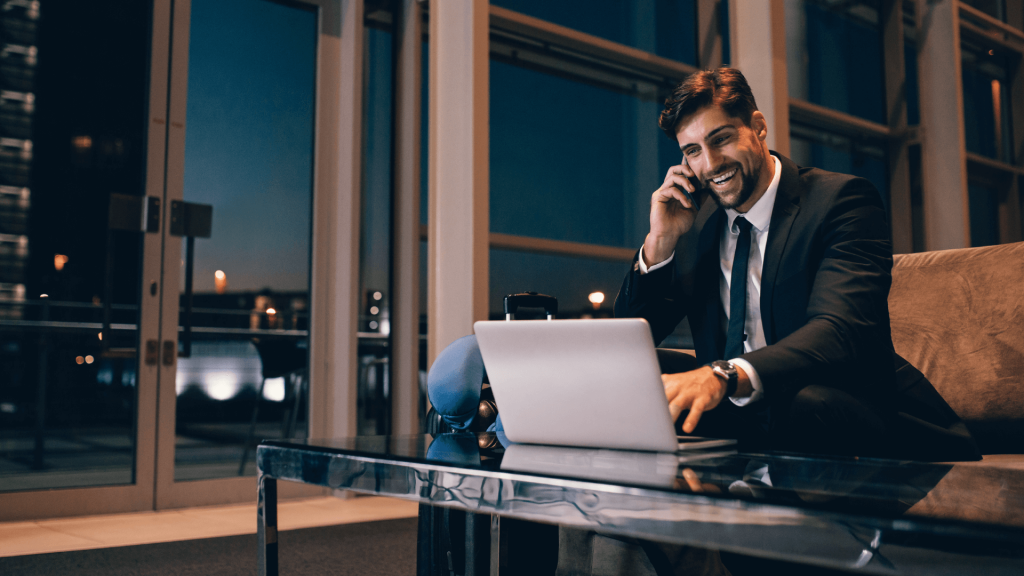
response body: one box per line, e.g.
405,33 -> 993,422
882,0 -> 913,254
915,0 -> 969,249
310,0 -> 362,441
392,0 -> 423,435
729,0 -> 790,156
698,0 -> 724,69
428,0 -> 490,364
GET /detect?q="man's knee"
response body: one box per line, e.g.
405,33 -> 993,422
789,385 -> 835,422
782,385 -> 886,455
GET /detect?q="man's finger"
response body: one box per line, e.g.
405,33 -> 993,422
681,468 -> 703,492
668,402 -> 683,422
666,173 -> 696,195
670,162 -> 695,178
659,181 -> 695,209
681,397 -> 706,434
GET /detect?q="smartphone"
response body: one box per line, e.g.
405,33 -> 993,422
680,158 -> 701,210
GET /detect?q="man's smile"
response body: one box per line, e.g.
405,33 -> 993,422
710,169 -> 737,185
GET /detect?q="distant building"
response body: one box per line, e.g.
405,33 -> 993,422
0,1 -> 38,320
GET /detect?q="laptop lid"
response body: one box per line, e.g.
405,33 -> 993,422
473,318 -> 678,452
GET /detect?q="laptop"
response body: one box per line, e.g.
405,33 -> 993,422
473,318 -> 735,452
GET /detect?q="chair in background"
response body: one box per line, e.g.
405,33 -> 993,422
238,338 -> 308,475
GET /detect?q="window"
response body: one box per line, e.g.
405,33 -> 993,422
359,18 -> 395,436
968,182 -> 1001,247
491,0 -> 699,64
490,60 -> 680,250
786,0 -> 886,124
486,4 -> 700,345
790,125 -> 889,215
961,43 -> 1015,162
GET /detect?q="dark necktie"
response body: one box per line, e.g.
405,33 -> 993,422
725,217 -> 753,360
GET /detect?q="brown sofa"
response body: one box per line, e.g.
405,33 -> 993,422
890,241 -> 1024,466
555,243 -> 1024,575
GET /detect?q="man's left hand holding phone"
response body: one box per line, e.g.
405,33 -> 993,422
642,158 -> 701,269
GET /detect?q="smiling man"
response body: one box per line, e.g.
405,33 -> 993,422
614,68 -> 976,459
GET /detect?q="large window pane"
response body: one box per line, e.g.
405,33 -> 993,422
962,44 -> 1014,162
0,0 -> 150,492
358,24 -> 394,436
491,0 -> 698,65
786,0 -> 885,124
790,126 -> 889,217
968,182 -> 1000,247
176,0 -> 316,480
490,60 -> 681,249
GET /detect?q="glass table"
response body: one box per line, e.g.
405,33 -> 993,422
256,434 -> 1024,575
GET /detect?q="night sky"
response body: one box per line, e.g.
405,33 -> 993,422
183,0 -> 316,294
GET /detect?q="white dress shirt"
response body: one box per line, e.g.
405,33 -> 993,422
638,155 -> 782,405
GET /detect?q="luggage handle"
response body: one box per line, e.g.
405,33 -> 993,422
504,292 -> 557,321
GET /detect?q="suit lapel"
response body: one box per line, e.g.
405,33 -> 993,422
760,154 -> 802,344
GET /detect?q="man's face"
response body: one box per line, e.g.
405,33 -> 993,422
675,105 -> 769,210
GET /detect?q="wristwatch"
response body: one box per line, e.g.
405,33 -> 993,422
710,360 -> 739,397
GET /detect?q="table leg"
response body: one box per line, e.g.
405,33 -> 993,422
489,514 -> 506,576
258,474 -> 278,576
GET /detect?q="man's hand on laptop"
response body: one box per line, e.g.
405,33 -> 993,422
663,365 -> 751,433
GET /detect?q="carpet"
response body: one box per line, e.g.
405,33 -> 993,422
0,517 -> 418,576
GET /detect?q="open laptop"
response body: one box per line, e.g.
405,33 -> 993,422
473,318 -> 735,453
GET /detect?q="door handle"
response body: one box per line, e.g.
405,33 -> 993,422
162,340 -> 176,366
145,339 -> 159,366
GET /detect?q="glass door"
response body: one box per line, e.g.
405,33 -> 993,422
0,0 -> 164,519
154,0 -> 326,508
0,0 -> 340,518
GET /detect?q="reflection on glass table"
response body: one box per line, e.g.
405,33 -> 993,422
256,434 -> 1024,576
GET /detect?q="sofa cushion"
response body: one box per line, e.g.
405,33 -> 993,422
890,243 -> 1024,454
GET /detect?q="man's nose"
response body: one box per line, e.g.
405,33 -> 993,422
705,148 -> 724,174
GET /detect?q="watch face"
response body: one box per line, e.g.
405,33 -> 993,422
712,361 -> 736,379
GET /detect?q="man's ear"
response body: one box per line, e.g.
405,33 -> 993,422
750,111 -> 768,142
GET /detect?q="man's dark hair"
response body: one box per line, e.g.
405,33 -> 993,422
658,67 -> 759,139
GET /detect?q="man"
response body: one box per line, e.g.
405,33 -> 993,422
615,67 -> 976,459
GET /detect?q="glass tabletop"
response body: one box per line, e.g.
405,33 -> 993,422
262,433 -> 1024,532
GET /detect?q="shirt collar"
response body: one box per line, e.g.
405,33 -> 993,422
725,154 -> 781,234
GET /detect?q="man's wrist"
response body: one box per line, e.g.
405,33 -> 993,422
643,233 -> 678,266
710,360 -> 738,397
710,360 -> 753,398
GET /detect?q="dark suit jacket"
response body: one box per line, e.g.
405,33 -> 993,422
614,154 -> 980,460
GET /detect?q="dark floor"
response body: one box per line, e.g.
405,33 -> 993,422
0,517 -> 418,576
